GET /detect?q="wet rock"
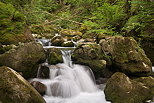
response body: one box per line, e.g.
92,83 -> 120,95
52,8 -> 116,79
99,36 -> 152,76
0,42 -> 46,78
30,81 -> 47,96
0,66 -> 45,103
104,72 -> 153,103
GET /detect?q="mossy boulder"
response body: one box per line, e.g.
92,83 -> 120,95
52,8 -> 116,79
47,48 -> 63,65
104,72 -> 153,103
99,36 -> 152,76
134,76 -> 154,96
0,42 -> 46,78
73,42 -> 112,78
0,66 -> 45,103
73,42 -> 104,60
51,35 -> 65,46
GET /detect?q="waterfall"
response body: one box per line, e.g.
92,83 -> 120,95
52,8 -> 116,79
33,45 -> 110,103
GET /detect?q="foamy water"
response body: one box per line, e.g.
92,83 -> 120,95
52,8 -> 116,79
44,91 -> 110,103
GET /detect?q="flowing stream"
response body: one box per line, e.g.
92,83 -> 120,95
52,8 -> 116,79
35,39 -> 110,103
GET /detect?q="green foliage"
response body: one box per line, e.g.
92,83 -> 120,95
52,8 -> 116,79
1,0 -> 154,38
0,2 -> 26,44
122,1 -> 154,37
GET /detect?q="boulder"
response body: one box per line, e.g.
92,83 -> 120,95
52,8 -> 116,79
134,76 -> 154,96
104,72 -> 153,103
47,48 -> 63,65
0,66 -> 45,103
30,81 -> 47,96
0,42 -> 46,78
73,42 -> 112,78
51,35 -> 65,46
99,36 -> 152,76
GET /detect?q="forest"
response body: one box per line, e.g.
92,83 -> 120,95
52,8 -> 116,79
0,0 -> 154,40
0,0 -> 154,103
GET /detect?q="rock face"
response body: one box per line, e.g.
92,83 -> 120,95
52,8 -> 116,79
0,42 -> 46,78
99,36 -> 152,76
104,72 -> 153,103
0,66 -> 45,103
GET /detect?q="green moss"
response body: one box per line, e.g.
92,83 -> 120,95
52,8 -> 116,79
0,2 -> 26,45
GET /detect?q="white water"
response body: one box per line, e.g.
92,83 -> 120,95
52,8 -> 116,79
152,66 -> 154,72
34,47 -> 110,103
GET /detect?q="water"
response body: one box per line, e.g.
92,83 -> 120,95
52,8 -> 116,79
34,46 -> 110,103
36,39 -> 51,46
152,66 -> 154,72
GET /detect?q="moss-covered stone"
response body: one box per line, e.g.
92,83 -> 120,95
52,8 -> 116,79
73,42 -> 104,60
0,42 -> 46,78
47,48 -> 63,65
104,72 -> 153,103
134,76 -> 154,96
0,66 -> 45,103
73,42 -> 112,78
99,36 -> 152,76
51,35 -> 65,46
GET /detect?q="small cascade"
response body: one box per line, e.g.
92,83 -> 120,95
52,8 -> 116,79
61,49 -> 73,67
36,39 -> 51,46
33,45 -> 109,103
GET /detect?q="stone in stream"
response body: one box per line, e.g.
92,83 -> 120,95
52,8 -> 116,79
104,72 -> 154,103
30,81 -> 47,96
0,66 -> 45,103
